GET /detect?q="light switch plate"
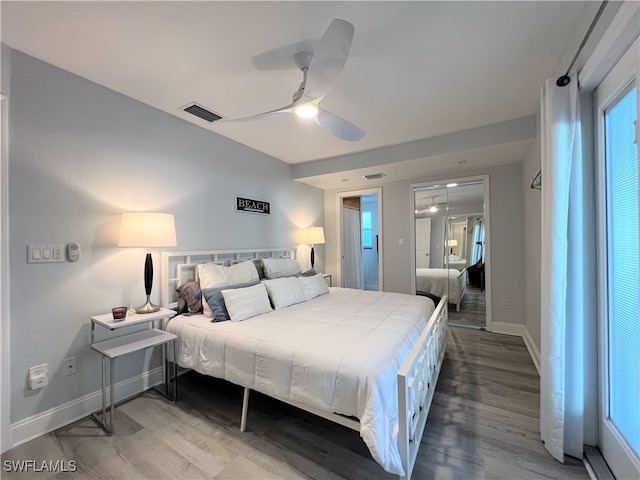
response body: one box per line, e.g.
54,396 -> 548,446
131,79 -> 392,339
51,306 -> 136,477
27,245 -> 64,264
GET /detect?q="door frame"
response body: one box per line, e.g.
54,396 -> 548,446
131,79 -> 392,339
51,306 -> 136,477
335,188 -> 383,290
1,93 -> 11,453
410,174 -> 492,330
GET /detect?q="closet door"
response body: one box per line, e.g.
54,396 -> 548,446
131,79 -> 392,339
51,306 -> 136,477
595,37 -> 640,480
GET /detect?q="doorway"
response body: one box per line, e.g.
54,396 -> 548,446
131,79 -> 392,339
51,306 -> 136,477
594,36 -> 639,480
337,188 -> 382,291
411,176 -> 491,330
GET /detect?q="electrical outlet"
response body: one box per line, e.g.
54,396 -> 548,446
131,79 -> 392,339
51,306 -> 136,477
63,357 -> 77,376
28,363 -> 48,390
501,299 -> 511,309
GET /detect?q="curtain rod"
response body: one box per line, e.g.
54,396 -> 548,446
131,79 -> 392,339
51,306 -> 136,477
556,0 -> 609,87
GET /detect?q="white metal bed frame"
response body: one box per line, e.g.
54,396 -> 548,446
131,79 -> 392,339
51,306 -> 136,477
161,248 -> 448,480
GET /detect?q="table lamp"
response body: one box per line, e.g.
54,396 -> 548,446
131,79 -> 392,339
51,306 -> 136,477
297,226 -> 325,269
447,239 -> 458,255
119,212 -> 176,313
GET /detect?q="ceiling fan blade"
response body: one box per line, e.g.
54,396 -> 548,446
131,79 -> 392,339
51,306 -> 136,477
222,101 -> 297,123
316,106 -> 365,142
301,19 -> 354,102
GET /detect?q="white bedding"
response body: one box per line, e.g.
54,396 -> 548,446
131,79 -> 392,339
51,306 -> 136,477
166,287 -> 435,475
448,259 -> 467,271
416,267 -> 467,309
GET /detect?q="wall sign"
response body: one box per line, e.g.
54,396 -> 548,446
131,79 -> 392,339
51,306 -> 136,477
235,196 -> 270,215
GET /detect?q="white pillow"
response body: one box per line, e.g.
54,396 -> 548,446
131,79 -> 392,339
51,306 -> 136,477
262,257 -> 302,279
197,261 -> 259,316
263,277 -> 311,309
221,283 -> 272,322
299,273 -> 330,299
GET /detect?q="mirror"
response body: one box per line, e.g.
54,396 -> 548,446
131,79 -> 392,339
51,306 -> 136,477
413,178 -> 488,329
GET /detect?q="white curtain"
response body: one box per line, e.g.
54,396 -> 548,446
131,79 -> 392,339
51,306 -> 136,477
540,75 -> 597,462
470,217 -> 485,264
342,206 -> 363,289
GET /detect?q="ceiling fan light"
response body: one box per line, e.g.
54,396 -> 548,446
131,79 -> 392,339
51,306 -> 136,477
429,206 -> 438,213
295,104 -> 318,119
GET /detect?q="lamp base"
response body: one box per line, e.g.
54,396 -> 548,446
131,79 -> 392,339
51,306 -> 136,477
135,295 -> 160,314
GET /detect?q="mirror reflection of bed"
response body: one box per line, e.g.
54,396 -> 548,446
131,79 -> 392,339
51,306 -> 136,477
413,179 -> 488,329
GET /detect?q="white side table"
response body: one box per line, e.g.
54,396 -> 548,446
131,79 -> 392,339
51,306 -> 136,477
90,307 -> 177,434
322,273 -> 332,287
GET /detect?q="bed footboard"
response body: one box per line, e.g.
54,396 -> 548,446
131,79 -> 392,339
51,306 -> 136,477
397,296 -> 448,480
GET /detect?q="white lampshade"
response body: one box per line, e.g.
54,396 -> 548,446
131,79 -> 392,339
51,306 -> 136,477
297,226 -> 325,245
119,212 -> 176,314
446,239 -> 458,247
119,212 -> 177,248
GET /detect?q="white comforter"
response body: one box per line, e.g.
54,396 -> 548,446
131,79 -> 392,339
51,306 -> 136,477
416,267 -> 467,302
166,287 -> 434,475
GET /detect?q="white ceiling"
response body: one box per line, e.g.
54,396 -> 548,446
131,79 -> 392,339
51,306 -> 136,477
1,1 -> 617,190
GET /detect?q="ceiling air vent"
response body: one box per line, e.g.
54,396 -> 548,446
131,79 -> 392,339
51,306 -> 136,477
362,173 -> 385,180
183,103 -> 223,123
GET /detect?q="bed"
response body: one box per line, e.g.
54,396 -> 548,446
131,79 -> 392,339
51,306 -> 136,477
447,254 -> 468,271
416,267 -> 467,311
161,248 -> 448,480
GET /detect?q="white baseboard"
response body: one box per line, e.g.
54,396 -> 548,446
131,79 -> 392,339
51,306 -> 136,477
522,328 -> 541,376
9,367 -> 163,449
489,322 -> 540,376
490,321 -> 527,337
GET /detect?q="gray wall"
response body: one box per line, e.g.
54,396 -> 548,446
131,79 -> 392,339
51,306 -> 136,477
523,115 -> 542,351
6,47 -> 324,425
325,163 -> 527,328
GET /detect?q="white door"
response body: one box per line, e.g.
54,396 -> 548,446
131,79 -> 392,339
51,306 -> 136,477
415,218 -> 431,268
595,37 -> 640,480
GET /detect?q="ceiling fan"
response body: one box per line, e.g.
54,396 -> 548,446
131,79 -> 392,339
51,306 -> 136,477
225,19 -> 365,142
415,194 -> 468,215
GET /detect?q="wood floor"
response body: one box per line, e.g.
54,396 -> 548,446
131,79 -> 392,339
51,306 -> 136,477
448,286 -> 486,328
2,328 -> 589,480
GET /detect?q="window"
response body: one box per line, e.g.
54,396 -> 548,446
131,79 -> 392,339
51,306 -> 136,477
362,211 -> 372,248
604,84 -> 639,457
596,38 -> 640,479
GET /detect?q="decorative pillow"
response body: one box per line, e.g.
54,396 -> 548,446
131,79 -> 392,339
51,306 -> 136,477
197,261 -> 259,316
262,257 -> 302,279
199,280 -> 260,322
263,277 -> 311,310
299,273 -> 330,299
230,258 -> 266,279
253,259 -> 266,280
299,268 -> 317,277
176,281 -> 203,314
221,283 -> 272,322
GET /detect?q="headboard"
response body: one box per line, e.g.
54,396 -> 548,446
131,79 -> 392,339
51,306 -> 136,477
161,247 -> 297,310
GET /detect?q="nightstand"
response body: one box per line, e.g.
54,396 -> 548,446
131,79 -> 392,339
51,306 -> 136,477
90,307 -> 177,434
323,273 -> 332,287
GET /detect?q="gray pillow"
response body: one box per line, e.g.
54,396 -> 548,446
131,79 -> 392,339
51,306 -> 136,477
198,280 -> 260,322
176,281 -> 202,314
299,268 -> 317,277
252,259 -> 266,280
